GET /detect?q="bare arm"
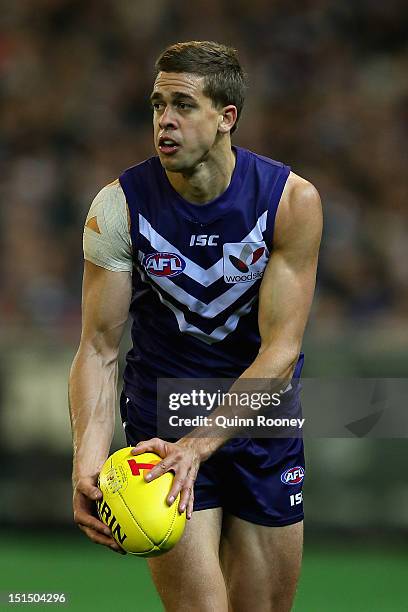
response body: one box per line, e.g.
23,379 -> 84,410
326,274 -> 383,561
132,174 -> 322,517
69,260 -> 132,551
249,173 -> 322,378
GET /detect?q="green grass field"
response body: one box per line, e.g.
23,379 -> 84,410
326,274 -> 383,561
0,532 -> 406,611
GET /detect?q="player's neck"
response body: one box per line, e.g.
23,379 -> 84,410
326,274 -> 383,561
166,144 -> 236,205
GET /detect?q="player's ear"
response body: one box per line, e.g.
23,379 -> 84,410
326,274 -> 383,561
218,105 -> 237,134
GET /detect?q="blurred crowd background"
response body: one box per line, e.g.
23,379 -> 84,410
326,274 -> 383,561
1,0 -> 407,540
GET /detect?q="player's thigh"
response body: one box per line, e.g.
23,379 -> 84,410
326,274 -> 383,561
220,515 -> 303,612
148,508 -> 229,612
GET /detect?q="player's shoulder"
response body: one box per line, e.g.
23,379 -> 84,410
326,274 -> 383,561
281,171 -> 322,221
87,179 -> 131,232
273,171 -> 322,247
92,179 -> 125,204
245,148 -> 319,199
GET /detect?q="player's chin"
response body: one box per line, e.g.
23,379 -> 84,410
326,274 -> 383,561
157,151 -> 186,172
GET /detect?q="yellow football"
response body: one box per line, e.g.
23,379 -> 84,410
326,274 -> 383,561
97,448 -> 186,556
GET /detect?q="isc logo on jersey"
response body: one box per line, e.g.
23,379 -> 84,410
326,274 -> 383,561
280,466 -> 305,486
144,252 -> 186,277
223,242 -> 267,283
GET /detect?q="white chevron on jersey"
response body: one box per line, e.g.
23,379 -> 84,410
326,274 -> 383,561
137,249 -> 268,318
138,266 -> 257,344
138,211 -> 268,287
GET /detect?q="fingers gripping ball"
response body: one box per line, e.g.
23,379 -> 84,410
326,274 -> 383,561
97,448 -> 186,556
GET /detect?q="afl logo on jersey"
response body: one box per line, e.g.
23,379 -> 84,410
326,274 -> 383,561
280,466 -> 305,486
143,252 -> 186,277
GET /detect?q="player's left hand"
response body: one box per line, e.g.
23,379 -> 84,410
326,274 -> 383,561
131,438 -> 202,520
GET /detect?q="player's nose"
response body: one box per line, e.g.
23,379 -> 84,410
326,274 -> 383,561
158,106 -> 177,129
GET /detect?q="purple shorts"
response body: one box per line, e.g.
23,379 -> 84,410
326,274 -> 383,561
120,392 -> 304,527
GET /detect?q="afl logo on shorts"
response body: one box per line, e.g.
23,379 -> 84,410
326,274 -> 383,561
280,466 -> 305,486
144,252 -> 186,277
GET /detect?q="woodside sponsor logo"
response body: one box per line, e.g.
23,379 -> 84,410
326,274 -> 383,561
223,242 -> 266,283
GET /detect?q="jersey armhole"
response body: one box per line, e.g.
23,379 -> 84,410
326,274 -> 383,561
264,164 -> 291,249
119,172 -> 140,256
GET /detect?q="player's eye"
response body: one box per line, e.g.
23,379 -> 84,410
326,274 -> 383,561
177,102 -> 192,110
152,102 -> 164,111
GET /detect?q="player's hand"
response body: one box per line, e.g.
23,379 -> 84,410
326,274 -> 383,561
73,476 -> 126,555
131,438 -> 202,520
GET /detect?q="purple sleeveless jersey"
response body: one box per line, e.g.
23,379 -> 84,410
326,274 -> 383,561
118,147 -> 306,526
119,146 -> 303,411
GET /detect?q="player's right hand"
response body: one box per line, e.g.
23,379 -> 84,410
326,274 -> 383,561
73,476 -> 126,555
